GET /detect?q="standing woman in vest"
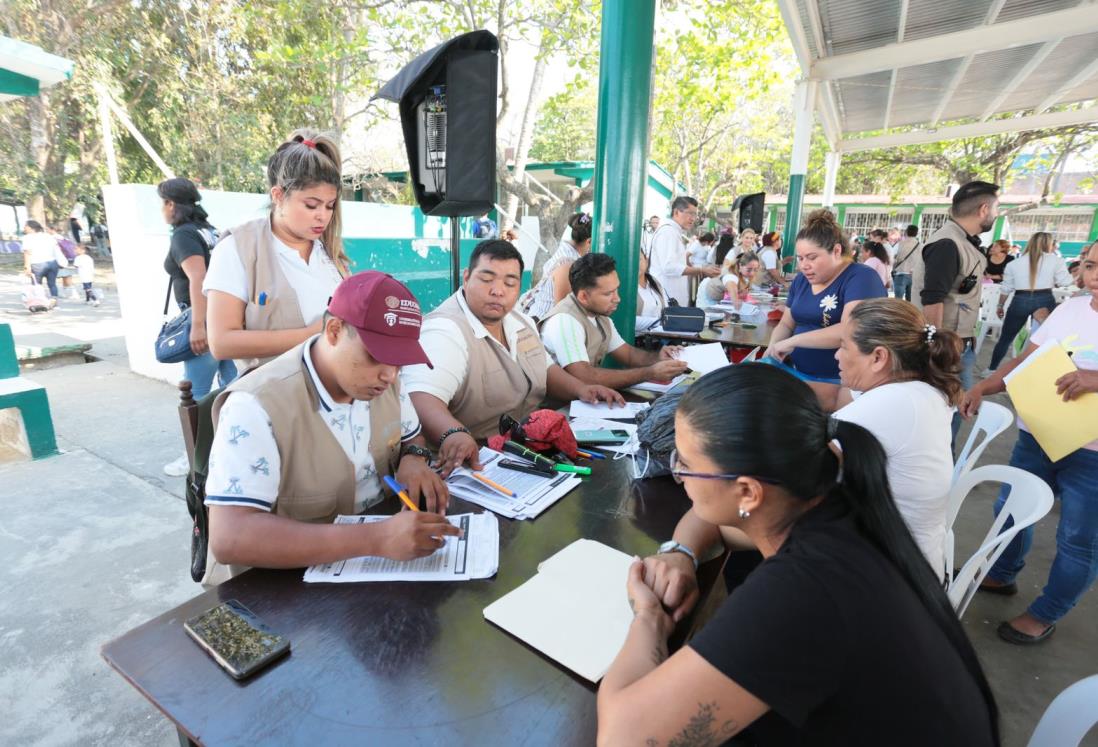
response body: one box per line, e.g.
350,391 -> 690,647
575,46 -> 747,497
159,178 -> 239,477
205,130 -> 348,371
985,232 -> 1072,374
520,212 -> 593,320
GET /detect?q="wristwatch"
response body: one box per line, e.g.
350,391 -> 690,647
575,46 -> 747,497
657,540 -> 698,571
399,443 -> 433,466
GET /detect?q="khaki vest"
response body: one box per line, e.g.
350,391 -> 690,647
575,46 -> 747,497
221,216 -> 346,371
428,291 -> 548,440
912,220 -> 986,336
202,340 -> 402,585
537,293 -> 613,366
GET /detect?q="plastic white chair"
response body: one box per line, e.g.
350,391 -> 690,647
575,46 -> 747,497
1026,674 -> 1098,747
947,465 -> 1054,618
952,400 -> 1013,486
975,286 -> 1006,355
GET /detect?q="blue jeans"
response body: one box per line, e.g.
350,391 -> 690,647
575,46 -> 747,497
892,272 -> 912,302
31,260 -> 60,297
951,340 -> 977,448
988,290 -> 1056,371
183,352 -> 238,399
987,431 -> 1098,625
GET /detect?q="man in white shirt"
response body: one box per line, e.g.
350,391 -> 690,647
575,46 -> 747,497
203,271 -> 457,585
648,197 -> 719,305
403,241 -> 624,473
539,253 -> 688,388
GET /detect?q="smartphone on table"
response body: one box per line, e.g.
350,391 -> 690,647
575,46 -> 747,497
184,600 -> 290,680
573,429 -> 630,445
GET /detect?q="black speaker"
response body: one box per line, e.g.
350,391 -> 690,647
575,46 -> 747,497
374,31 -> 498,218
730,192 -> 765,233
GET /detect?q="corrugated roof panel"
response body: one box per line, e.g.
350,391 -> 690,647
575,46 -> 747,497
795,0 -> 821,59
835,71 -> 892,131
819,0 -> 902,56
903,0 -> 994,42
996,0 -> 1081,23
888,59 -> 963,127
1060,79 -> 1098,106
941,44 -> 1043,121
1000,31 -> 1098,112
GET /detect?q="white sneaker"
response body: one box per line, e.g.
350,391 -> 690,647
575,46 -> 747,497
979,367 -> 995,379
163,453 -> 191,477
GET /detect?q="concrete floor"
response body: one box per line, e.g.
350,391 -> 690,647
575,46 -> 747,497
0,263 -> 1095,746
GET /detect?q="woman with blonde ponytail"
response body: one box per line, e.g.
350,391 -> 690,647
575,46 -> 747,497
205,129 -> 349,371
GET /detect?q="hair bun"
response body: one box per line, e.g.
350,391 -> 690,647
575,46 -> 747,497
804,208 -> 839,230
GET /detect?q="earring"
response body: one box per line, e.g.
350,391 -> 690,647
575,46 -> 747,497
738,507 -> 750,519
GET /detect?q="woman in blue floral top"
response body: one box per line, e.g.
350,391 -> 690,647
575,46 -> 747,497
763,210 -> 886,410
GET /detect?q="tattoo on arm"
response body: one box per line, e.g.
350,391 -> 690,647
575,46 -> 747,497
647,701 -> 740,747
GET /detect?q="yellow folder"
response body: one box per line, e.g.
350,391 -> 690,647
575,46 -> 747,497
1005,342 -> 1098,461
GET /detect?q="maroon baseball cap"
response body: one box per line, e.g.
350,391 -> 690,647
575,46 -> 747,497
327,271 -> 433,369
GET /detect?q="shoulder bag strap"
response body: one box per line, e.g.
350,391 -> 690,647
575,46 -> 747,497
896,241 -> 921,268
163,279 -> 173,316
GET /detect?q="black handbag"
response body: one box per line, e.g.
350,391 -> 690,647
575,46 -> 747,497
660,304 -> 706,333
154,281 -> 197,363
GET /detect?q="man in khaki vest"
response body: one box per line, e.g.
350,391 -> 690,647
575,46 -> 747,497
539,253 -> 688,388
917,180 -> 997,442
403,240 -> 624,473
203,271 -> 458,585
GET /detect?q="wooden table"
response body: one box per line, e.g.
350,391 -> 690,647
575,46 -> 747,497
102,459 -> 721,746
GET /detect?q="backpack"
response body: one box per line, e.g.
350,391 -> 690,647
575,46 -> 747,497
631,391 -> 683,479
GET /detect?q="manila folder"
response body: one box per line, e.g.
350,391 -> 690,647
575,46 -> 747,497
483,539 -> 635,683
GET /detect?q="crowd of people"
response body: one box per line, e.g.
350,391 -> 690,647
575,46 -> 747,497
137,131 -> 1094,745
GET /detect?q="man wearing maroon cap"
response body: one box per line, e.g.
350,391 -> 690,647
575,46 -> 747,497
200,271 -> 458,585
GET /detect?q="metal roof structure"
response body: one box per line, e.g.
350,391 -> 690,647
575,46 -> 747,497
776,0 -> 1098,153
0,36 -> 74,103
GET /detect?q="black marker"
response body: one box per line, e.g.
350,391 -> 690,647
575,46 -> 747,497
501,440 -> 557,471
498,459 -> 555,477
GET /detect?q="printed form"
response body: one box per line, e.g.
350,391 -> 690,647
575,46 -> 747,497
303,512 -> 499,583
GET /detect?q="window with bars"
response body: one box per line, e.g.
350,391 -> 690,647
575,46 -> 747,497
771,208 -> 786,234
919,211 -> 950,243
1005,211 -> 1094,243
842,210 -> 914,237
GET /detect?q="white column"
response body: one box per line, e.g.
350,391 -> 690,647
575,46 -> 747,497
782,80 -> 817,251
823,151 -> 841,208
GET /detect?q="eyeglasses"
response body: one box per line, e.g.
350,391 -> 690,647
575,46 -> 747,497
669,449 -> 783,485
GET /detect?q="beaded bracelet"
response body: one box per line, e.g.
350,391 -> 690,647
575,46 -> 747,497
438,426 -> 471,446
399,443 -> 433,466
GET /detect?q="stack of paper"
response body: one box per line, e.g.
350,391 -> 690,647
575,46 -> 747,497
676,342 -> 731,375
447,447 -> 580,520
568,416 -> 639,455
1004,340 -> 1098,460
483,539 -> 635,682
568,400 -> 649,419
303,512 -> 499,583
628,373 -> 687,393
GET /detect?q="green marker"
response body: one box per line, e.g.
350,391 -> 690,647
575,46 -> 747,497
553,463 -> 592,475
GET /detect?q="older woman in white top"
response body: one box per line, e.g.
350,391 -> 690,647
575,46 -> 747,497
988,231 -> 1073,372
834,297 -> 963,579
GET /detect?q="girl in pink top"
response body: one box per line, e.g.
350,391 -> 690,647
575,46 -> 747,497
861,241 -> 892,290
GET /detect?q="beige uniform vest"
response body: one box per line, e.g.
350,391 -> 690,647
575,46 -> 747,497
220,216 -> 346,371
912,220 -> 986,337
428,292 -> 548,440
538,293 -> 613,366
202,340 -> 402,585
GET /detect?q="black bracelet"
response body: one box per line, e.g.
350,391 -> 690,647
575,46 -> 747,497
438,426 -> 471,446
399,443 -> 433,466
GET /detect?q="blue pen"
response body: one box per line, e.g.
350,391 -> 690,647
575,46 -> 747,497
383,475 -> 419,512
258,291 -> 268,306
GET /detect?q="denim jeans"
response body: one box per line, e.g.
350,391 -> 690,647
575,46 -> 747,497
951,340 -> 977,448
988,290 -> 1056,371
987,431 -> 1098,624
183,352 -> 238,399
891,272 -> 912,302
31,260 -> 60,297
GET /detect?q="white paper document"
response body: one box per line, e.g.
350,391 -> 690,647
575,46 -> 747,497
676,342 -> 730,374
303,512 -> 499,583
568,417 -> 639,455
568,400 -> 649,419
447,447 -> 580,520
483,538 -> 635,682
627,373 -> 687,393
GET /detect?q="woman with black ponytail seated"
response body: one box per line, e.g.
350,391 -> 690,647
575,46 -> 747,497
597,365 -> 998,747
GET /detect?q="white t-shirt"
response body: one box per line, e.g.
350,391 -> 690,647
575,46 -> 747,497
541,312 -> 627,367
401,292 -> 554,405
23,233 -> 65,265
73,254 -> 95,283
758,247 -> 778,271
205,337 -> 421,514
687,240 -> 711,267
1024,295 -> 1098,452
999,253 -> 1073,293
203,233 -> 343,324
637,283 -> 667,317
834,380 -> 954,576
648,223 -> 689,306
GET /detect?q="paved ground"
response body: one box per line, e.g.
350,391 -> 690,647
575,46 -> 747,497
0,259 -> 1094,746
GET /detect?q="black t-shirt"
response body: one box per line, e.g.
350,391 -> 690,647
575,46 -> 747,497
985,253 -> 1013,281
689,498 -> 996,747
163,222 -> 216,308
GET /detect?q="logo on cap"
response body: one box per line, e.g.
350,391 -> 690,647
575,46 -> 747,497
384,295 -> 400,309
383,312 -> 397,327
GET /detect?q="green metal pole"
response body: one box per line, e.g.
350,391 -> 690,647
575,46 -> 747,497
592,0 -> 657,344
782,80 -> 816,258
